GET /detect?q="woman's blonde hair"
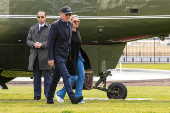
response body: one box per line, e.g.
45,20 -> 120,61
70,15 -> 78,21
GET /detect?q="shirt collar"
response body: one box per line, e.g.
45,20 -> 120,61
39,23 -> 45,28
61,18 -> 68,25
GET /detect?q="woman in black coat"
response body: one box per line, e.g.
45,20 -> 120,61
56,15 -> 91,103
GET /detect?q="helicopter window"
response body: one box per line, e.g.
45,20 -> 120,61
130,9 -> 138,14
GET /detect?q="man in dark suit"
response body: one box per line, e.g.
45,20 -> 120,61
27,11 -> 52,100
47,6 -> 83,104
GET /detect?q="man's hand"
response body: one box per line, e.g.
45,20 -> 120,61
34,42 -> 42,48
48,60 -> 54,67
38,43 -> 42,48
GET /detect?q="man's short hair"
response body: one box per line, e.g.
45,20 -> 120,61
37,10 -> 46,16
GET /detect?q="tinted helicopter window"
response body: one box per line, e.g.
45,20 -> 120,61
130,9 -> 138,14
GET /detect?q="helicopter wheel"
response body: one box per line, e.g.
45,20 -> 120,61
107,83 -> 127,99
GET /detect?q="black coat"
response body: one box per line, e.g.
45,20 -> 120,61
66,30 -> 91,75
47,18 -> 72,62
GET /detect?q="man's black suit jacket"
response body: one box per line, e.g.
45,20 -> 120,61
47,18 -> 73,62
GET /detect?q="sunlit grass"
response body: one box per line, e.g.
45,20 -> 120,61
116,63 -> 170,70
1,86 -> 170,113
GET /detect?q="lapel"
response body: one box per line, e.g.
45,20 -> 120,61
44,21 -> 48,27
34,23 -> 39,41
59,18 -> 67,41
68,21 -> 72,44
77,30 -> 82,44
35,23 -> 39,34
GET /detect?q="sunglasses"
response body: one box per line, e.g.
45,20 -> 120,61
65,13 -> 72,16
37,16 -> 44,18
73,20 -> 80,24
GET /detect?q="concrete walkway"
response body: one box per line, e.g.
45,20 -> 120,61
94,68 -> 170,81
12,68 -> 170,82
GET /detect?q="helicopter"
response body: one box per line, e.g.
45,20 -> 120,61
0,0 -> 169,99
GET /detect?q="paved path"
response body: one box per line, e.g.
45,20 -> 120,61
8,68 -> 170,86
12,68 -> 170,81
95,68 -> 170,81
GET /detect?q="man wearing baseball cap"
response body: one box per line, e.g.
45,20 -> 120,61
47,6 -> 83,104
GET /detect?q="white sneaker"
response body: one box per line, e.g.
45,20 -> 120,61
80,101 -> 85,103
56,95 -> 64,103
79,100 -> 85,103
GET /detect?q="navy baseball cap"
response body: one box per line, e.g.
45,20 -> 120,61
61,6 -> 72,14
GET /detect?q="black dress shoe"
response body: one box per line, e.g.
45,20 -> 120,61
47,99 -> 54,104
34,97 -> 41,100
47,101 -> 54,104
72,96 -> 83,104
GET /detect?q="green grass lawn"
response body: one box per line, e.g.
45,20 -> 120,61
1,63 -> 170,112
116,63 -> 170,70
1,86 -> 170,113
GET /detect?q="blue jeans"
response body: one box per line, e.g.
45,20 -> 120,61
57,52 -> 85,102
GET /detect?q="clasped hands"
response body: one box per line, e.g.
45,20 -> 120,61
34,42 -> 42,48
34,41 -> 54,67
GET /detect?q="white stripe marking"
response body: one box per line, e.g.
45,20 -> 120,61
84,98 -> 154,100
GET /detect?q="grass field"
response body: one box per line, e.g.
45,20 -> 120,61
1,86 -> 170,113
1,63 -> 170,113
116,63 -> 170,70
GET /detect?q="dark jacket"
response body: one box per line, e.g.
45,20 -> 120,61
66,30 -> 91,75
27,22 -> 51,70
47,18 -> 72,62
